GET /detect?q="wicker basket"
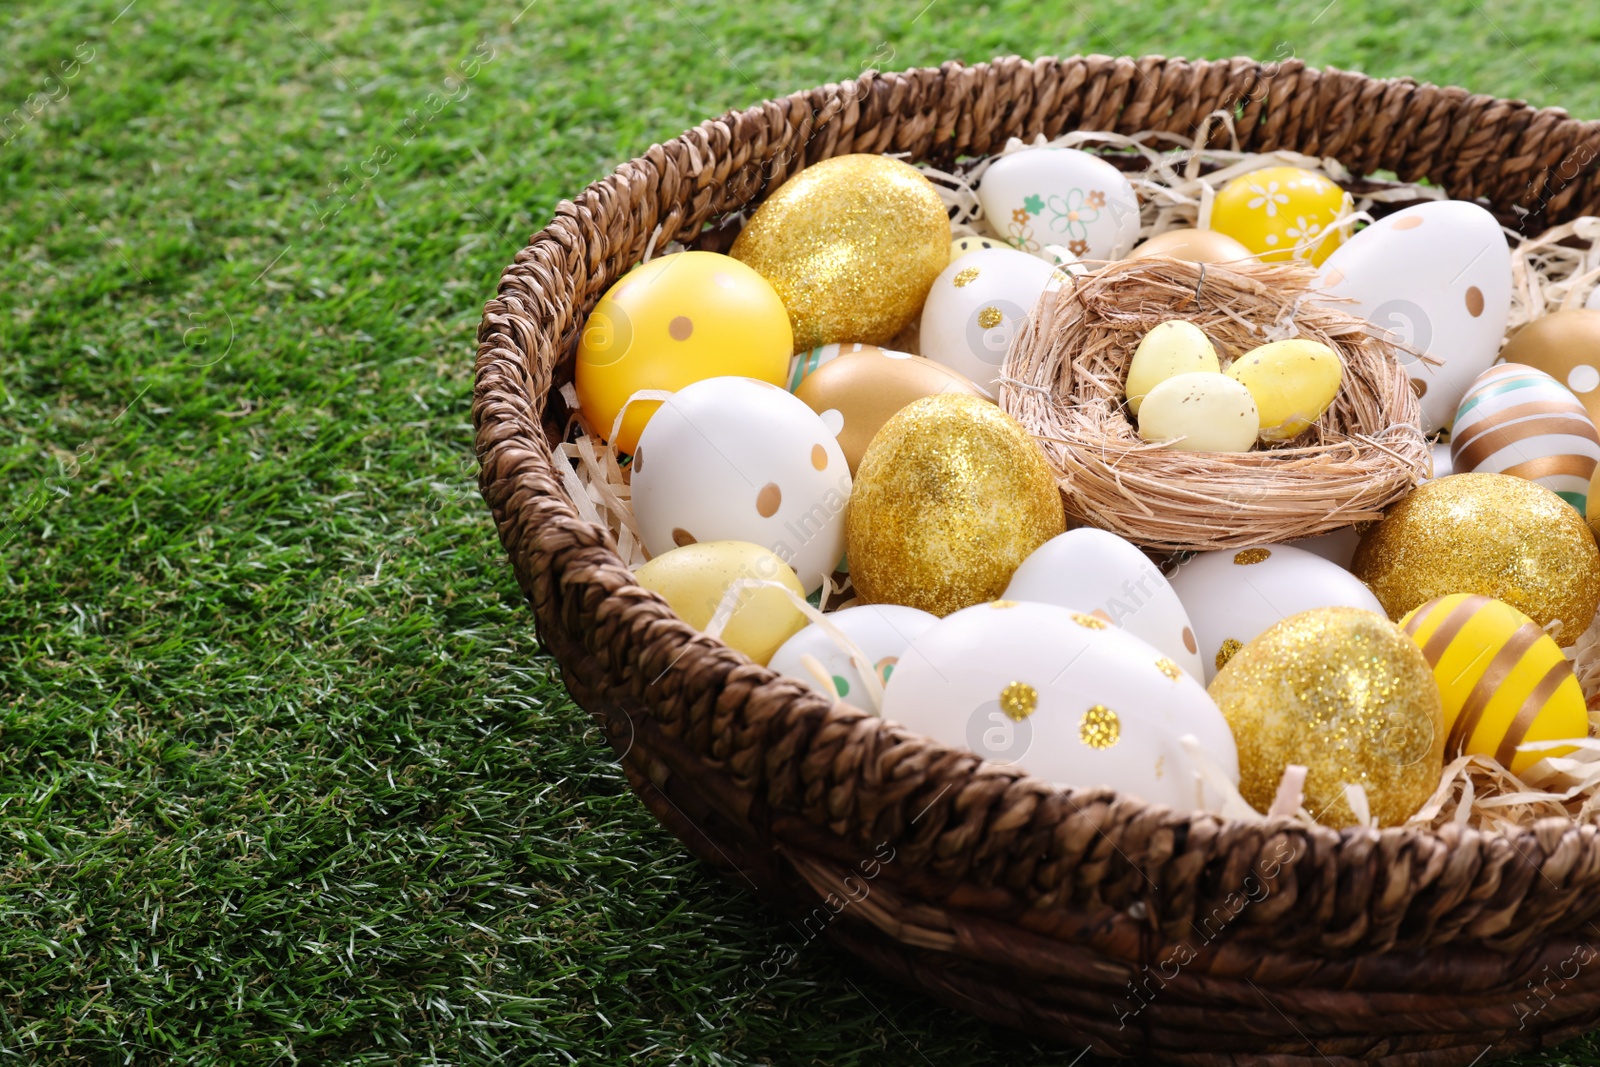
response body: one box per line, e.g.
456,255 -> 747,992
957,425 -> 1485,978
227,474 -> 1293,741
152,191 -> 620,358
474,56 -> 1600,1066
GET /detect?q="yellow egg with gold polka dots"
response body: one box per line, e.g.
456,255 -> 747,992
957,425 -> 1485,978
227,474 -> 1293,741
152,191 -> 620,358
1210,166 -> 1352,265
575,251 -> 792,454
1400,594 -> 1588,775
880,600 -> 1238,812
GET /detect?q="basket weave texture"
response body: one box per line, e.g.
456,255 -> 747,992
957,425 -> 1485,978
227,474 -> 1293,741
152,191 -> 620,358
474,56 -> 1600,1066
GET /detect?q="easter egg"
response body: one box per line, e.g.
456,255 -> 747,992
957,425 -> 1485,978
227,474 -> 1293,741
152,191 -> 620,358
1137,372 -> 1260,452
977,147 -> 1141,263
1210,166 -> 1351,265
919,247 -> 1065,396
1130,228 -> 1254,263
847,394 -> 1065,616
1168,543 -> 1388,682
636,540 -> 808,665
1209,607 -> 1444,828
1003,528 -> 1204,679
1400,594 -> 1587,774
1431,440 -> 1453,480
786,342 -> 895,392
631,377 -> 850,593
794,349 -> 987,474
1351,473 -> 1600,644
1590,465 -> 1600,541
951,235 -> 1005,261
1125,320 -> 1221,416
882,600 -> 1238,812
730,154 -> 950,351
1450,363 -> 1600,514
1316,200 -> 1511,433
1287,526 -> 1363,569
575,251 -> 792,453
1498,309 -> 1600,429
1225,338 -> 1344,442
767,603 -> 937,705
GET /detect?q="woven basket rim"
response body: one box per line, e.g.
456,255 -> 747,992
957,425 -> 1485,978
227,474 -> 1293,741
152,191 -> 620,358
474,54 -> 1600,1061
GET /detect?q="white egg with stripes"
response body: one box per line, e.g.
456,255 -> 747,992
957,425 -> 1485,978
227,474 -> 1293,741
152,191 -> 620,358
1450,363 -> 1600,515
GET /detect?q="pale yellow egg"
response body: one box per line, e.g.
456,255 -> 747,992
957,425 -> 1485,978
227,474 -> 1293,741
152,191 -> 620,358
1226,339 -> 1343,442
1125,320 -> 1220,416
635,540 -> 808,665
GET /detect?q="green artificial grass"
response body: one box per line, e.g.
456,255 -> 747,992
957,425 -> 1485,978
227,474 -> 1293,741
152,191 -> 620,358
5,1 -> 1600,1063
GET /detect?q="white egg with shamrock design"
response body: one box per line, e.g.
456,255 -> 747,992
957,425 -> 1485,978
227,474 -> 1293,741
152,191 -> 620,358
977,147 -> 1141,264
631,376 -> 851,593
768,604 -> 938,706
882,600 -> 1238,812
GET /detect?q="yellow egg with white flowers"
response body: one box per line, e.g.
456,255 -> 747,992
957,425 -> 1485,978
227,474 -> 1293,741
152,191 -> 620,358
1210,166 -> 1352,265
575,251 -> 792,454
1226,338 -> 1344,442
1400,593 -> 1588,774
635,540 -> 808,666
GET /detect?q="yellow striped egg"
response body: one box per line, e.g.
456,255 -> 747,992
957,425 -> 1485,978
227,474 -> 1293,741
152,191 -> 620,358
1450,363 -> 1600,515
1400,593 -> 1587,774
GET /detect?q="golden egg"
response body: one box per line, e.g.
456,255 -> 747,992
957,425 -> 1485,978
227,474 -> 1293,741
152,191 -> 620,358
795,350 -> 988,474
847,394 -> 1065,616
731,154 -> 951,351
1351,473 -> 1600,644
1130,228 -> 1255,264
1209,606 -> 1444,828
1498,309 -> 1600,429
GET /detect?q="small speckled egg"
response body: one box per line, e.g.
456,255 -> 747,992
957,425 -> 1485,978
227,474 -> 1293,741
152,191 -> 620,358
1225,338 -> 1344,442
1003,528 -> 1204,679
768,603 -> 938,705
1316,200 -> 1511,433
978,147 -> 1141,263
1137,372 -> 1259,452
636,540 -> 808,665
919,247 -> 1066,396
631,377 -> 850,593
786,342 -> 896,392
1168,543 -> 1388,683
1401,593 -> 1588,775
575,251 -> 792,454
881,599 -> 1238,811
1450,363 -> 1600,514
1125,321 -> 1221,416
951,235 -> 1005,262
1210,166 -> 1351,265
1130,228 -> 1255,263
794,349 -> 988,474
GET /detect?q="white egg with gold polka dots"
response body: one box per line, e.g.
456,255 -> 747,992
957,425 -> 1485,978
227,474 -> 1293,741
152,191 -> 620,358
768,604 -> 938,706
1167,544 -> 1387,683
1003,528 -> 1204,680
631,376 -> 851,593
1315,200 -> 1511,433
881,600 -> 1238,812
919,247 -> 1066,397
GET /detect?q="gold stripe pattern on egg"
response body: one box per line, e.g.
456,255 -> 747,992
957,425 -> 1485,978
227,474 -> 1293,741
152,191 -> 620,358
1450,364 -> 1600,514
1400,593 -> 1588,773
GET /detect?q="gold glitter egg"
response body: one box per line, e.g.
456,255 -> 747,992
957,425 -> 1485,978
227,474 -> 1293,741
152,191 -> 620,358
1209,606 -> 1445,828
730,154 -> 951,351
847,393 -> 1065,616
1351,473 -> 1600,644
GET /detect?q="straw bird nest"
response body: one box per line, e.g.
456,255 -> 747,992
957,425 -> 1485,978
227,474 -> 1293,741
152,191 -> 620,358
1002,257 -> 1432,553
